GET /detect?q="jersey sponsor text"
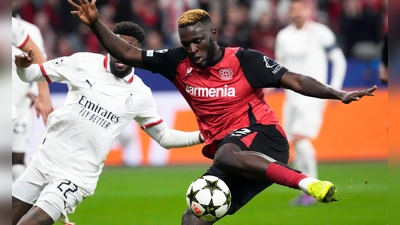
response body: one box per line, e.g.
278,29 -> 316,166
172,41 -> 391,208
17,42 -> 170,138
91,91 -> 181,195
78,95 -> 120,129
185,84 -> 236,98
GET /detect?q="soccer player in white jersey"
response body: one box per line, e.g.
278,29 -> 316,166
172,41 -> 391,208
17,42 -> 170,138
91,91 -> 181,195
12,21 -> 204,225
275,0 -> 347,205
12,15 -> 47,183
12,16 -> 53,124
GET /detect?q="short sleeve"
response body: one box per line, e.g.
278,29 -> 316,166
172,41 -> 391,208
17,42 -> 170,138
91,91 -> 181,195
141,47 -> 186,82
237,48 -> 288,88
133,88 -> 163,129
40,53 -> 81,84
12,17 -> 29,49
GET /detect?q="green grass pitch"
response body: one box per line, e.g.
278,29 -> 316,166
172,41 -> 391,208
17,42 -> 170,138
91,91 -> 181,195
61,161 -> 387,225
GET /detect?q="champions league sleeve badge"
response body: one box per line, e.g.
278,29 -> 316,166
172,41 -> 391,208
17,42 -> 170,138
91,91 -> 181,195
125,93 -> 133,109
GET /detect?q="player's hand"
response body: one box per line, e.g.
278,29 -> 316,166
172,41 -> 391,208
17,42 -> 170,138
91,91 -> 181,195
340,85 -> 377,104
34,93 -> 53,124
14,49 -> 34,68
68,0 -> 99,26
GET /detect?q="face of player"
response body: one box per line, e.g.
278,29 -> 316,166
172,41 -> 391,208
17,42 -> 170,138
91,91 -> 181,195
289,1 -> 311,27
109,35 -> 139,78
178,22 -> 218,69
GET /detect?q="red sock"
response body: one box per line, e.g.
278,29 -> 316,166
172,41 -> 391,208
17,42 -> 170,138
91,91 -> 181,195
265,162 -> 308,189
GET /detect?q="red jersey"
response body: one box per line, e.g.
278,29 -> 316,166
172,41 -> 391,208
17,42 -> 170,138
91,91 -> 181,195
142,47 -> 288,158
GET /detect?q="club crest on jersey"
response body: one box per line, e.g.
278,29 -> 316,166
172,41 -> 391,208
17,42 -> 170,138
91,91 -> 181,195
125,93 -> 133,109
186,67 -> 193,76
219,68 -> 233,80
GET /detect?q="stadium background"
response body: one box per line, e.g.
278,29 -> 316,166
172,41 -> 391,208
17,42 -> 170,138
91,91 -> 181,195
13,0 -> 389,224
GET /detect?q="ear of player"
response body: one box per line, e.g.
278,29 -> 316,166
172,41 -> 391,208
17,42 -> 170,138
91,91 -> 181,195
186,175 -> 232,222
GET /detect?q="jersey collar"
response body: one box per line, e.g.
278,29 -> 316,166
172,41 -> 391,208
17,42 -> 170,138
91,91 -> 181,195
103,54 -> 134,83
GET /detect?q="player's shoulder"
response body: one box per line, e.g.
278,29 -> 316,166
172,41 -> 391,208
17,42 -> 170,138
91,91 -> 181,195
131,74 -> 149,88
277,24 -> 293,36
309,21 -> 333,33
235,47 -> 264,58
234,47 -> 272,65
131,75 -> 153,95
19,19 -> 40,33
70,52 -> 104,62
50,52 -> 103,69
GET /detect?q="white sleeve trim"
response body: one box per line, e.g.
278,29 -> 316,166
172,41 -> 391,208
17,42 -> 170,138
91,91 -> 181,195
144,122 -> 202,149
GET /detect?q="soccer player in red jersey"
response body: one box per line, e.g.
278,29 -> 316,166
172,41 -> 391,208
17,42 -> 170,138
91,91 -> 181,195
69,1 -> 377,224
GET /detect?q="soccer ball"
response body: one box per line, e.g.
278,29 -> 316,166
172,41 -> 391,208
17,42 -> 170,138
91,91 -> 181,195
186,175 -> 232,221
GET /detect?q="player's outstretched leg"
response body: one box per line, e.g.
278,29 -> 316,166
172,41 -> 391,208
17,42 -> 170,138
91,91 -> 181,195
214,143 -> 338,203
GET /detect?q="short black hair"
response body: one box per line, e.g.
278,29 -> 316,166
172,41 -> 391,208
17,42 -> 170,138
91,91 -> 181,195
113,21 -> 146,44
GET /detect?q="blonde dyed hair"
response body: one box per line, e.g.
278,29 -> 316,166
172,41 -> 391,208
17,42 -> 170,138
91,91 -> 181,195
178,9 -> 211,28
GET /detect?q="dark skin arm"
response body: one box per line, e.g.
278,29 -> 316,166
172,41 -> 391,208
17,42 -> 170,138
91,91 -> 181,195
280,71 -> 377,104
68,0 -> 146,69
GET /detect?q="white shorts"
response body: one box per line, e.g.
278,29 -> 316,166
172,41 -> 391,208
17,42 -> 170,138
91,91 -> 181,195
283,98 -> 326,140
12,161 -> 86,223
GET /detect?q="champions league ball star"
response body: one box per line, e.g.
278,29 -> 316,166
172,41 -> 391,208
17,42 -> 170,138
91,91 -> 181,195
186,175 -> 232,221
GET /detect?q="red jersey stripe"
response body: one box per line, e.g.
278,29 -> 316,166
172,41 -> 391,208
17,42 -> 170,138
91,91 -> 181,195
128,75 -> 134,83
39,64 -> 52,84
141,119 -> 163,129
17,34 -> 30,49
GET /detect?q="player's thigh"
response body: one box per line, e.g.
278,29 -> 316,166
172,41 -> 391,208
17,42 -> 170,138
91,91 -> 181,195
35,179 -> 85,223
17,206 -> 54,225
12,164 -> 46,206
12,196 -> 32,225
12,166 -> 46,224
209,125 -> 290,214
204,166 -> 272,215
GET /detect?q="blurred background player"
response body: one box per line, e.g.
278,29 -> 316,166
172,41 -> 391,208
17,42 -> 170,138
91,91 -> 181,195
12,13 -> 47,183
12,16 -> 53,124
275,0 -> 347,205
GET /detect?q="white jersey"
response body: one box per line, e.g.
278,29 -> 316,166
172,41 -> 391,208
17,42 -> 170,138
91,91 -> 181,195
26,53 -> 163,192
275,21 -> 345,104
12,17 -> 45,117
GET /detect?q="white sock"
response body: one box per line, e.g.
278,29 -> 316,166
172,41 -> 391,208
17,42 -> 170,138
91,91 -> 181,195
12,164 -> 26,183
298,177 -> 319,194
294,139 -> 318,178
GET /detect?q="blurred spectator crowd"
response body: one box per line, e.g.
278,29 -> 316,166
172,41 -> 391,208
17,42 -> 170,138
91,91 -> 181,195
12,0 -> 387,70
